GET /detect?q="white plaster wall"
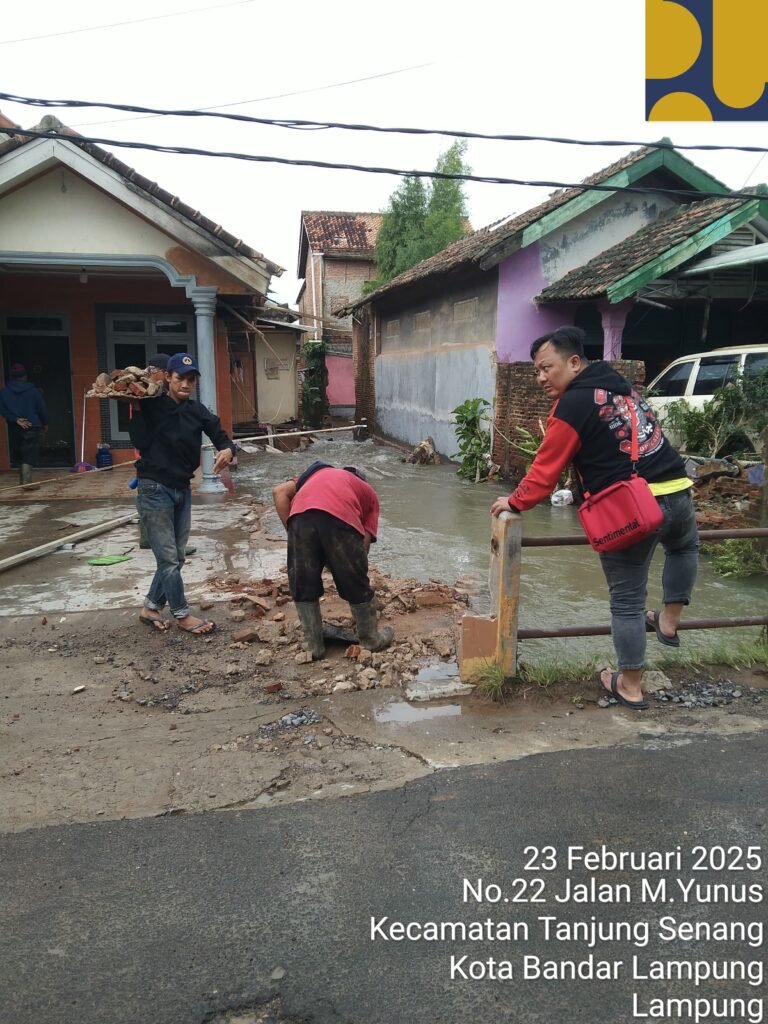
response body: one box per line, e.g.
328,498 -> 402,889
0,168 -> 179,255
539,192 -> 678,283
375,344 -> 495,457
255,331 -> 298,423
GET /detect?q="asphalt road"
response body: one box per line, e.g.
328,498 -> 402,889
1,730 -> 766,1024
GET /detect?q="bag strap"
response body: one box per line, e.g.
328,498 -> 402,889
627,396 -> 639,470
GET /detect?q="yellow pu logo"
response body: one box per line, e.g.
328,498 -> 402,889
646,0 -> 768,120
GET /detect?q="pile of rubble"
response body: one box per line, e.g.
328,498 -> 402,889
86,365 -> 166,400
651,679 -> 761,710
690,457 -> 763,529
194,565 -> 465,697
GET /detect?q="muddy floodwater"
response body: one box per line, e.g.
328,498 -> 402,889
237,434 -> 766,665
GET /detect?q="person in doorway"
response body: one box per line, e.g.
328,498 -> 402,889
272,462 -> 393,659
491,326 -> 698,711
133,353 -> 196,556
0,363 -> 48,486
129,352 -> 235,635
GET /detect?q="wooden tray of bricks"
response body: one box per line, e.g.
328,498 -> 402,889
86,366 -> 166,400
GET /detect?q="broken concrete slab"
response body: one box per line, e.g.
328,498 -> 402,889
405,678 -> 475,701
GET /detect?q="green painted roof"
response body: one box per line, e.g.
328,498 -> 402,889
536,195 -> 761,304
338,143 -> 729,314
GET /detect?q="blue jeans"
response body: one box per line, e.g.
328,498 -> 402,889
599,489 -> 699,671
137,479 -> 192,618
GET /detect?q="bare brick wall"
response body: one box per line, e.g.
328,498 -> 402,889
324,258 -> 377,334
492,359 -> 646,481
353,310 -> 376,428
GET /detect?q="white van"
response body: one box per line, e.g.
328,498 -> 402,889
645,344 -> 768,450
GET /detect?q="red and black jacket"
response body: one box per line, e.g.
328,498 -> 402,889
507,361 -> 686,512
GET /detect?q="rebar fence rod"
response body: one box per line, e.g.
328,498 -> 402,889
521,528 -> 768,547
459,519 -> 768,680
519,617 -> 768,640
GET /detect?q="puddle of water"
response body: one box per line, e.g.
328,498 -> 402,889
374,700 -> 462,723
414,661 -> 459,683
235,436 -> 766,664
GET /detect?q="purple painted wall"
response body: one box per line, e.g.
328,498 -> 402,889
495,243 -> 573,362
326,354 -> 355,407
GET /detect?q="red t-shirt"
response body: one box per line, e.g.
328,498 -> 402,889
289,467 -> 379,539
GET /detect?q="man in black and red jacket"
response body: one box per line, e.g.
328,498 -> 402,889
491,326 -> 698,711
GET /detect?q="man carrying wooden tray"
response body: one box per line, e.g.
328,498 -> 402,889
128,352 -> 235,635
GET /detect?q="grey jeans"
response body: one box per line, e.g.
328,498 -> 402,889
137,479 -> 192,619
599,489 -> 699,671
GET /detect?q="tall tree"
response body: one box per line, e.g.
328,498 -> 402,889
373,174 -> 428,285
424,140 -> 470,254
365,141 -> 471,292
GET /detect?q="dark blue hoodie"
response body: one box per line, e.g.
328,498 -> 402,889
0,380 -> 49,428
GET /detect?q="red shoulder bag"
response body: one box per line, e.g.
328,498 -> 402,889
577,400 -> 664,553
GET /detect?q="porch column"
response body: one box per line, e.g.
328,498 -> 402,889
190,287 -> 225,494
599,299 -> 634,361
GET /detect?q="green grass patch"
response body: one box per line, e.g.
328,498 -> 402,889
518,657 -> 600,689
655,634 -> 768,671
473,661 -> 508,702
701,539 -> 768,579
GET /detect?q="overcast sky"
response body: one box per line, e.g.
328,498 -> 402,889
2,0 -> 767,306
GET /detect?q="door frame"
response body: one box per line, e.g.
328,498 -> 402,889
1,311 -> 74,467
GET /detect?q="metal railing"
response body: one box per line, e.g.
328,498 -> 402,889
459,515 -> 768,678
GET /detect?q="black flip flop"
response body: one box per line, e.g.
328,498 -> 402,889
139,614 -> 170,632
646,609 -> 680,648
177,619 -> 216,635
600,671 -> 649,711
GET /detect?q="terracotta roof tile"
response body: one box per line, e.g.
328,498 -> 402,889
341,144 -> 716,312
0,116 -> 283,276
536,195 -> 752,301
302,211 -> 382,255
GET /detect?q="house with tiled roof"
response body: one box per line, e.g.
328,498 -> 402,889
297,211 -> 382,417
0,114 -> 294,484
338,143 -> 768,471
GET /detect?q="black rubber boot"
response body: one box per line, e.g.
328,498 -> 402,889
295,601 -> 326,660
351,601 -> 393,652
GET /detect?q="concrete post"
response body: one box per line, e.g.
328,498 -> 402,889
190,287 -> 226,494
459,511 -> 522,680
489,511 -> 522,677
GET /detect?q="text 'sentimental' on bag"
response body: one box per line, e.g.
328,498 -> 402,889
646,0 -> 768,120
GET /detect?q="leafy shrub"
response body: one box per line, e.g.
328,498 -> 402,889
452,398 -> 492,482
658,370 -> 768,456
703,539 -> 768,578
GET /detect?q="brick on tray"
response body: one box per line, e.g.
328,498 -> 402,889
86,365 -> 165,400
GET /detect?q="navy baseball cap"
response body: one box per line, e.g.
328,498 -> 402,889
166,353 -> 200,375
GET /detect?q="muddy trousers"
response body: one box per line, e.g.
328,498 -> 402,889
287,510 -> 373,604
136,479 -> 192,619
599,489 -> 699,671
9,425 -> 41,482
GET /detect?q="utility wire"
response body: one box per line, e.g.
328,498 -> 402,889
65,64 -> 439,129
2,125 -> 764,202
0,0 -> 256,45
4,90 -> 768,155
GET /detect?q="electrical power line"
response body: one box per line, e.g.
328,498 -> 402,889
4,90 -> 768,155
64,64 -> 440,130
0,0 -> 256,45
2,124 -> 764,203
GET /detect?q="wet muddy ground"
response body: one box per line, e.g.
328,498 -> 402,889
1,592 -> 765,835
1,443 -> 766,835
